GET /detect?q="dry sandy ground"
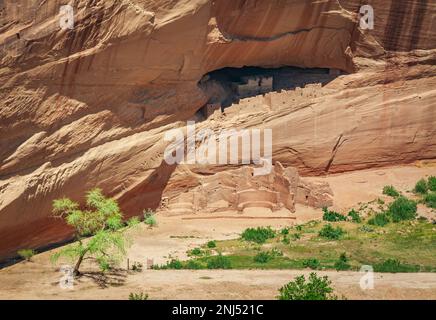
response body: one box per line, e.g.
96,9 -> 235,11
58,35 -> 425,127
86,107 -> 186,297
0,164 -> 435,300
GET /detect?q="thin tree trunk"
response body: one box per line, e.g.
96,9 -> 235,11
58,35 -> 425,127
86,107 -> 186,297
73,249 -> 89,276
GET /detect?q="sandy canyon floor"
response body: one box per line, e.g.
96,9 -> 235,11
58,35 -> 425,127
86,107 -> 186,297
0,164 -> 435,300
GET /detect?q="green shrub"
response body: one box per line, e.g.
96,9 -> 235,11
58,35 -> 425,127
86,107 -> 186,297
373,259 -> 420,273
241,227 -> 276,244
368,213 -> 390,227
254,252 -> 272,264
185,260 -> 203,270
347,209 -> 361,223
414,179 -> 428,194
143,208 -> 154,218
322,207 -> 346,222
318,224 -> 345,240
144,214 -> 157,227
277,273 -> 337,300
417,216 -> 428,222
387,196 -> 417,222
423,192 -> 436,209
280,227 -> 290,235
291,233 -> 301,241
382,185 -> 400,197
129,292 -> 149,300
302,258 -> 320,270
207,241 -> 217,248
164,259 -> 183,270
269,248 -> 283,257
131,261 -> 143,272
17,249 -> 36,261
207,254 -> 232,269
188,248 -> 203,256
282,235 -> 290,245
334,253 -> 351,271
428,176 -> 436,192
358,225 -> 374,233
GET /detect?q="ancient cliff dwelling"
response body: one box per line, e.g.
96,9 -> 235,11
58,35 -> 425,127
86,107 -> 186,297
0,0 -> 435,304
198,66 -> 338,111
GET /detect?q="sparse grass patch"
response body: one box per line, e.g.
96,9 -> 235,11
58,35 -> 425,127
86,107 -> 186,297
373,259 -> 420,273
254,252 -> 272,264
368,212 -> 390,227
163,216 -> 436,272
358,225 -> 374,233
206,254 -> 232,269
129,292 -> 149,300
154,258 -> 184,270
185,260 -> 204,270
291,233 -> 301,241
282,235 -> 290,244
302,258 -> 321,270
383,185 -> 400,197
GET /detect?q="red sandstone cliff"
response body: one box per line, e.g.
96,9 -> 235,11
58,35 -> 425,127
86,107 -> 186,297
0,0 -> 435,259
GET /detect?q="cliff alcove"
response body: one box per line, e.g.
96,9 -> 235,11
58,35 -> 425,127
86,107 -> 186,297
197,66 -> 341,118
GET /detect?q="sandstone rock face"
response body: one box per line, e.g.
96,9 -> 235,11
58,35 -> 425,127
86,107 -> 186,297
0,0 -> 435,259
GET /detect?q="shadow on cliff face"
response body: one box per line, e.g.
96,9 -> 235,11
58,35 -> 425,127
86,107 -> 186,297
0,160 -> 178,266
116,161 -> 177,220
197,66 -> 341,114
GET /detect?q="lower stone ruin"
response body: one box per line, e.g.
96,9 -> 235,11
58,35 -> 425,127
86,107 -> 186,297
158,162 -> 333,215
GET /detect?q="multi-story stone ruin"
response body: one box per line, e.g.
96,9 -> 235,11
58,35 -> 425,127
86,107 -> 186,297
159,162 -> 333,215
232,76 -> 273,98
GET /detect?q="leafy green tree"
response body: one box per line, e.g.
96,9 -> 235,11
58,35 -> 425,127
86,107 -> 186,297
51,188 -> 138,276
